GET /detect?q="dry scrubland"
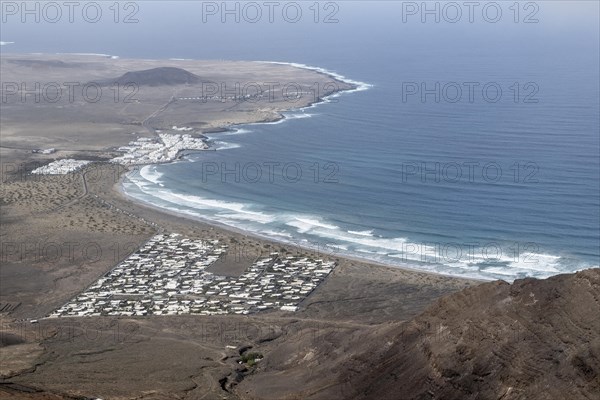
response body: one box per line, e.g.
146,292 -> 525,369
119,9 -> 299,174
1,54 -> 353,153
1,55 -> 598,399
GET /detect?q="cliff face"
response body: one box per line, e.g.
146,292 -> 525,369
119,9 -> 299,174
236,269 -> 600,400
340,269 -> 600,400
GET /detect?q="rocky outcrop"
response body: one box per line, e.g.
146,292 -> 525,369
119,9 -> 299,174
237,269 -> 600,400
341,269 -> 600,399
99,67 -> 201,86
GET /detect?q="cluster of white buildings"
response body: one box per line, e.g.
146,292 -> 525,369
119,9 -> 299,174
48,234 -> 336,318
222,256 -> 336,313
31,159 -> 91,175
171,126 -> 193,131
31,148 -> 56,154
110,132 -> 209,165
30,128 -> 210,175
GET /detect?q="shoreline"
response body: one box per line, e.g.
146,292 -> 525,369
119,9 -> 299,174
1,53 -> 484,283
97,61 -> 485,283
204,60 -> 369,134
114,170 -> 487,283
9,55 -> 585,282
102,60 -> 497,283
114,59 -> 364,167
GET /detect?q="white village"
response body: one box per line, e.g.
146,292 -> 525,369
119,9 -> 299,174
109,130 -> 209,166
31,127 -> 210,175
31,159 -> 91,175
48,233 -> 336,318
32,128 -> 337,319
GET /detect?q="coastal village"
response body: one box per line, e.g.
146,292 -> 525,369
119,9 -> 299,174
110,130 -> 209,166
31,128 -> 337,319
30,127 -> 210,174
31,159 -> 91,175
48,233 -> 336,318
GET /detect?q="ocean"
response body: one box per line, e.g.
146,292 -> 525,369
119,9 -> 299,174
4,1 -> 599,280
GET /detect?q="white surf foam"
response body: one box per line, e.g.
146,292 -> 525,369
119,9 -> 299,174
228,128 -> 252,135
348,230 -> 375,237
217,211 -> 275,224
286,217 -> 341,233
138,165 -> 164,185
213,141 -> 241,150
130,177 -> 276,225
283,112 -> 316,120
260,230 -> 294,239
125,169 -> 587,282
259,61 -> 373,93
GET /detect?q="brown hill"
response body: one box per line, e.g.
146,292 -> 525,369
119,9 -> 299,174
237,269 -> 600,399
98,66 -> 201,86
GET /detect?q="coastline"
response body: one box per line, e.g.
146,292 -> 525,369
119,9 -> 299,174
105,60 -> 365,167
114,167 -> 487,284
208,60 -> 370,132
109,61 -> 490,282
0,53 -> 483,322
10,55 -> 580,282
108,60 -> 454,281
100,61 -> 481,283
105,61 -> 492,283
